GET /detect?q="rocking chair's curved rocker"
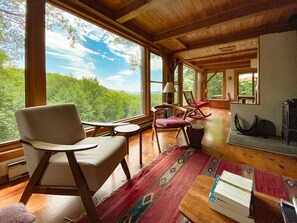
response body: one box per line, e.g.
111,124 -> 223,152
183,91 -> 211,119
15,103 -> 131,223
152,104 -> 191,153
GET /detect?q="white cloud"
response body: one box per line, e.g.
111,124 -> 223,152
87,33 -> 102,42
150,55 -> 163,71
106,75 -> 124,82
46,30 -> 98,79
98,52 -> 115,61
46,51 -> 83,63
101,33 -> 141,64
118,70 -> 133,75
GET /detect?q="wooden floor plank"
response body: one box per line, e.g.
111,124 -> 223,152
0,108 -> 296,222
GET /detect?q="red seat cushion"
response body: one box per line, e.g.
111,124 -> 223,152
189,101 -> 208,107
156,116 -> 191,128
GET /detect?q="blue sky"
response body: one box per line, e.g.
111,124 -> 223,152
45,8 -> 162,92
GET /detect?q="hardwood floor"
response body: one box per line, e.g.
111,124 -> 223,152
0,108 -> 296,222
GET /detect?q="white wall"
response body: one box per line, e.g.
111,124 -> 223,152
226,69 -> 235,99
231,31 -> 297,135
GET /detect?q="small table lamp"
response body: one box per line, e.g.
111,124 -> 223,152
163,82 -> 176,104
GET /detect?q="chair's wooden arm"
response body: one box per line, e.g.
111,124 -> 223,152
81,121 -> 129,127
152,104 -> 187,112
20,137 -> 97,152
82,121 -> 130,136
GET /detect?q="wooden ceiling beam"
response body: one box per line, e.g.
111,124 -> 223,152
201,63 -> 251,70
194,53 -> 257,65
153,0 -> 297,43
56,0 -> 154,42
115,0 -> 165,23
186,49 -> 258,62
198,59 -> 252,67
174,22 -> 297,55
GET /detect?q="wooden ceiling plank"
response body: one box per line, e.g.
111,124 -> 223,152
78,0 -> 114,18
153,0 -> 297,43
115,0 -> 166,23
174,22 -> 297,54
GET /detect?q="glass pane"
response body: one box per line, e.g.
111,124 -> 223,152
183,66 -> 195,105
150,53 -> 162,82
174,85 -> 179,104
45,4 -> 144,122
0,1 -> 26,142
238,73 -> 253,96
183,66 -> 195,91
151,83 -> 163,107
207,72 -> 223,98
174,66 -> 178,83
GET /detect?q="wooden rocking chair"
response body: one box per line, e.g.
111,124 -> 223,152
183,91 -> 211,119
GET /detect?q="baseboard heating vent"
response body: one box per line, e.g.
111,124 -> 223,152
7,159 -> 29,181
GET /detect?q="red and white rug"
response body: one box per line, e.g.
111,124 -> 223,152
76,145 -> 297,223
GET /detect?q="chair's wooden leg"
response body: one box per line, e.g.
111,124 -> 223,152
151,127 -> 155,140
120,159 -> 131,179
139,131 -> 142,165
20,152 -> 52,204
181,127 -> 190,145
155,130 -> 162,153
175,129 -> 181,138
66,152 -> 101,223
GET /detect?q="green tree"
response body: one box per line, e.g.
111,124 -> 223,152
183,67 -> 195,91
207,72 -> 223,98
0,65 -> 25,141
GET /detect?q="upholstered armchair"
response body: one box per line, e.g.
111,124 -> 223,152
152,104 -> 191,153
15,103 -> 131,223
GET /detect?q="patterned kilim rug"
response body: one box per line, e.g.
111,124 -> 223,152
76,145 -> 297,223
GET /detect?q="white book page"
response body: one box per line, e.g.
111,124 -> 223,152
220,170 -> 253,192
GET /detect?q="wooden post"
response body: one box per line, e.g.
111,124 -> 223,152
26,0 -> 46,107
178,62 -> 183,105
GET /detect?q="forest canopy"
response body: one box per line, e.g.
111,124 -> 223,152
0,65 -> 163,142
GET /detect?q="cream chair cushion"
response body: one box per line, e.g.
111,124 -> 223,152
40,136 -> 126,191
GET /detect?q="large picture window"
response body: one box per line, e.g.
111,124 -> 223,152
45,4 -> 145,122
0,1 -> 26,142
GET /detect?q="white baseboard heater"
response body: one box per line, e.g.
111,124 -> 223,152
7,159 -> 29,181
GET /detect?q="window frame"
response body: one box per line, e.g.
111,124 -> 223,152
234,68 -> 258,104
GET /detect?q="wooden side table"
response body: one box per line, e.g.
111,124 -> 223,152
186,124 -> 204,148
114,124 -> 143,165
179,175 -> 283,223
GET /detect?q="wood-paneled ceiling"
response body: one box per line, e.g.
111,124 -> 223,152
52,0 -> 297,71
